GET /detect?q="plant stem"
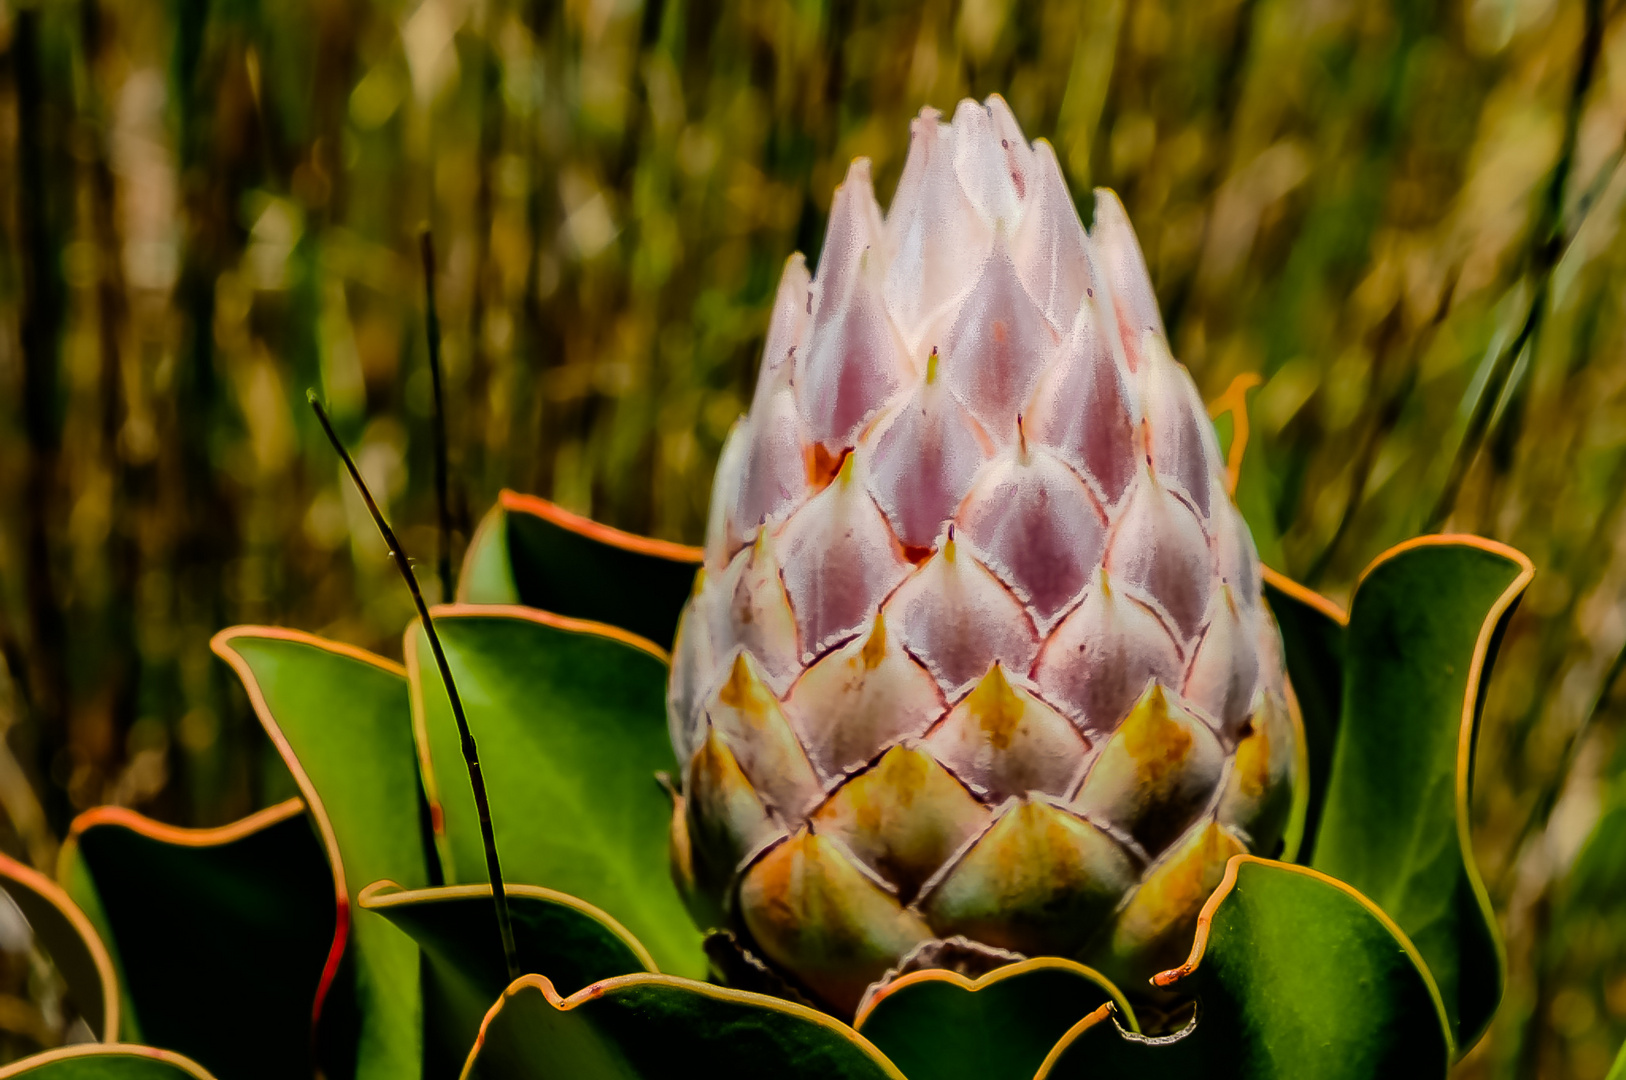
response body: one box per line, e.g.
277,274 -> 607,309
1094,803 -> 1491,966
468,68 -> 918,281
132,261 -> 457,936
308,391 -> 520,982
420,230 -> 454,603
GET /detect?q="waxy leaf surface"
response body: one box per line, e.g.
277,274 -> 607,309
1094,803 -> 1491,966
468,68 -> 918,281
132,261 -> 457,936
852,958 -> 1133,1080
408,608 -> 705,978
212,629 -> 429,1080
1037,857 -> 1451,1079
0,852 -> 118,1040
459,493 -> 701,651
58,802 -> 334,1080
1311,538 -> 1531,1051
361,881 -> 653,1080
0,1045 -> 217,1080
460,975 -> 903,1080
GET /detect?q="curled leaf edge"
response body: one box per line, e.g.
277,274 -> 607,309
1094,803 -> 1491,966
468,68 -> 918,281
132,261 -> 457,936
457,972 -> 908,1080
1031,854 -> 1453,1076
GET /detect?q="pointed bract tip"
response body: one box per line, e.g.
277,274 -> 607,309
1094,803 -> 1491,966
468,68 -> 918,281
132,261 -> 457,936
836,446 -> 857,485
1091,186 -> 1129,221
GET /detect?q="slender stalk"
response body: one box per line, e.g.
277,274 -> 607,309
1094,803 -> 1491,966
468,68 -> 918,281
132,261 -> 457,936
420,230 -> 454,603
308,391 -> 519,982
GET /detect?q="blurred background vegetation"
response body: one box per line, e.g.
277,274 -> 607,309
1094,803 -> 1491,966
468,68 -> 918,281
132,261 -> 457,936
0,0 -> 1621,1073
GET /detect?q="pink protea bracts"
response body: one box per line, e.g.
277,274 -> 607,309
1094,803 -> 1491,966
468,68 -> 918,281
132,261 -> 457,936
666,95 -> 1300,1017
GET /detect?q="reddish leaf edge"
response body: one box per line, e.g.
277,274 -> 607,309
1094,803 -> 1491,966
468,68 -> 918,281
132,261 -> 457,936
59,799 -> 316,1034
210,626 -> 407,1040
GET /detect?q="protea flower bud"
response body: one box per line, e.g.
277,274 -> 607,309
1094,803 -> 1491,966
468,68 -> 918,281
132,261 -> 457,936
667,96 -> 1299,1017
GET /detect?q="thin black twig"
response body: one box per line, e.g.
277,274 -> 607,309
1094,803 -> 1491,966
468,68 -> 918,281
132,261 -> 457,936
421,230 -> 454,603
308,391 -> 520,982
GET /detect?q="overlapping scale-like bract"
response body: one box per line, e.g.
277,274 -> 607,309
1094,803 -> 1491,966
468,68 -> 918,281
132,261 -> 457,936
667,96 -> 1299,1017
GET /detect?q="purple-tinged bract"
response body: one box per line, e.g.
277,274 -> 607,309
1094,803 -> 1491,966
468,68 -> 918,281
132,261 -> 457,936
667,96 -> 1300,1017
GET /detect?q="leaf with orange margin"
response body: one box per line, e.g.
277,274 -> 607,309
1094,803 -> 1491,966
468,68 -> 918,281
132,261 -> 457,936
211,628 -> 429,1080
457,492 -> 701,650
0,1044 -> 218,1079
1035,856 -> 1451,1080
1311,537 -> 1532,1053
458,974 -> 904,1080
0,851 -> 119,1042
407,607 -> 705,980
360,881 -> 655,1079
851,958 -> 1135,1080
1207,374 -> 1285,572
57,801 -> 335,1080
1261,569 -> 1347,864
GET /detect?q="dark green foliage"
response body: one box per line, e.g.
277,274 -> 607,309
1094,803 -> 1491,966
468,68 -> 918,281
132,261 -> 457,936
362,882 -> 654,1079
852,960 -> 1132,1080
460,498 -> 701,651
0,1 -> 1623,1075
1260,579 -> 1345,862
408,612 -> 704,979
59,804 -> 333,1080
1040,860 -> 1453,1080
1313,540 -> 1531,1050
213,630 -> 431,1080
461,976 -> 906,1080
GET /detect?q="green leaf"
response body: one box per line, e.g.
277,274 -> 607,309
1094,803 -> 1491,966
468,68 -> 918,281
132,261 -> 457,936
0,851 -> 118,1041
460,975 -> 904,1080
1261,573 -> 1346,863
1606,1037 -> 1626,1080
1036,857 -> 1452,1080
212,628 -> 430,1080
0,1045 -> 217,1079
457,492 -> 701,651
408,608 -> 705,979
360,881 -> 655,1080
1311,537 -> 1531,1053
851,958 -> 1134,1080
58,801 -> 335,1080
